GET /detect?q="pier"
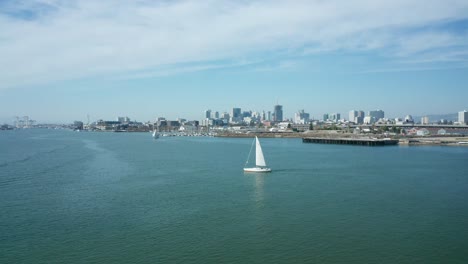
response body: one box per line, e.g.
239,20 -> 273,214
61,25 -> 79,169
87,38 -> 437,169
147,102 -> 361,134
302,137 -> 399,146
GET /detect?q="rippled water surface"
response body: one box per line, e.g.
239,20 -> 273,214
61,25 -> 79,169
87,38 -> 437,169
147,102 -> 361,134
1,129 -> 468,263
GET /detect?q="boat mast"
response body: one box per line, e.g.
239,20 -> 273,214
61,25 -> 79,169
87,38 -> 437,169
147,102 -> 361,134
244,137 -> 256,167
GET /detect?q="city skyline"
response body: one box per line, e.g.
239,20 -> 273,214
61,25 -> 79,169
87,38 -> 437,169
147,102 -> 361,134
1,1 -> 468,123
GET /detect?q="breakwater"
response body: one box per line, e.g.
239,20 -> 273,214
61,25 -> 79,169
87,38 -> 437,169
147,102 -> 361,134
302,137 -> 399,146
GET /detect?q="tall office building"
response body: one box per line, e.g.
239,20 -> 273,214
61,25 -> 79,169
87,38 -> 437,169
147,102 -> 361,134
230,108 -> 242,123
349,110 -> 365,123
274,105 -> 283,122
205,110 -> 212,119
267,111 -> 271,121
459,110 -> 468,125
421,116 -> 429,125
355,111 -> 365,124
295,110 -> 310,124
221,112 -> 230,120
323,114 -> 329,121
368,110 -> 385,122
329,113 -> 340,122
367,110 -> 385,123
349,110 -> 358,123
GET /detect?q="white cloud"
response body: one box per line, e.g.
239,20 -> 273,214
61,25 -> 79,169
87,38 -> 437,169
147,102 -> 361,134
1,0 -> 468,89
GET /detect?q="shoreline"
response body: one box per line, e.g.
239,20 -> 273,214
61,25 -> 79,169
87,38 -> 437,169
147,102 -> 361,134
216,131 -> 468,146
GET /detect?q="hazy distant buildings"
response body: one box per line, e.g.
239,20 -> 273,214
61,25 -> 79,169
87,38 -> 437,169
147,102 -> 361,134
323,114 -> 329,121
221,112 -> 230,122
230,108 -> 242,123
73,121 -> 84,130
273,105 -> 283,122
329,113 -> 340,122
405,115 -> 414,123
349,110 -> 358,123
459,110 -> 468,125
205,110 -> 212,119
294,110 -> 310,124
117,116 -> 130,123
421,116 -> 429,125
349,110 -> 365,124
366,110 -> 384,124
14,116 -> 34,128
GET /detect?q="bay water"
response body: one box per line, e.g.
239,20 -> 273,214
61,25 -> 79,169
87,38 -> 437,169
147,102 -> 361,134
1,129 -> 468,263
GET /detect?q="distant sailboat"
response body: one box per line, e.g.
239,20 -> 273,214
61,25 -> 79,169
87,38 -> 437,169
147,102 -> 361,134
244,136 -> 272,173
152,129 -> 159,139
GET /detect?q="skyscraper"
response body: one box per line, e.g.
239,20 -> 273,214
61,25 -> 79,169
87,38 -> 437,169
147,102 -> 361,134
205,109 -> 211,119
230,108 -> 241,123
459,110 -> 468,125
368,110 -> 385,122
349,110 -> 365,124
295,110 -> 310,124
421,116 -> 429,125
349,110 -> 358,122
273,105 -> 283,122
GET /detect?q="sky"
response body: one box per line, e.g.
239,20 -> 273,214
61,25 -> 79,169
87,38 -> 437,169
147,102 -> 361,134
1,0 -> 468,123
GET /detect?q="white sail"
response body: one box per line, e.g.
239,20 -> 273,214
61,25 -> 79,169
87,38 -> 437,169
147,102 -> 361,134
255,136 -> 267,167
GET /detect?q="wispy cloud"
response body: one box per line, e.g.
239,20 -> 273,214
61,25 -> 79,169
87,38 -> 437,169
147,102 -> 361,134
1,0 -> 468,89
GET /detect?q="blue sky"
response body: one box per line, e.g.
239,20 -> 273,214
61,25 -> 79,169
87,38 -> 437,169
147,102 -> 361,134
1,0 -> 468,123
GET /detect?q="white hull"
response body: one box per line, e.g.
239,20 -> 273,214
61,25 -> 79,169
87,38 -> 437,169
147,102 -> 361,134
244,167 -> 272,173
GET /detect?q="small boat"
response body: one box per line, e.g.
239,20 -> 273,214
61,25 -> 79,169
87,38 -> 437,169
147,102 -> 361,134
152,130 -> 159,139
244,136 -> 272,173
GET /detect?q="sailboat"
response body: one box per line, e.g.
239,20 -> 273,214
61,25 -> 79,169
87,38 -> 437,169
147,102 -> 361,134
244,136 -> 272,173
152,129 -> 159,139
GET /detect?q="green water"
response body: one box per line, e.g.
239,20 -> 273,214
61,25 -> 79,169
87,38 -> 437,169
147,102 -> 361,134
1,129 -> 468,263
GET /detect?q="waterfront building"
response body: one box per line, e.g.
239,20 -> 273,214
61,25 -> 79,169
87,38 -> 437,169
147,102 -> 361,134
179,124 -> 198,134
200,118 -> 214,127
291,123 -> 310,132
273,105 -> 283,122
416,128 -> 430,136
267,111 -> 272,121
277,122 -> 290,130
437,129 -> 447,135
73,121 -> 84,130
459,110 -> 468,125
294,110 -> 310,124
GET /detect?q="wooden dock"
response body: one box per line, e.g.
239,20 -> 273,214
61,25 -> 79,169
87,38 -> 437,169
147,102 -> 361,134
302,137 -> 399,146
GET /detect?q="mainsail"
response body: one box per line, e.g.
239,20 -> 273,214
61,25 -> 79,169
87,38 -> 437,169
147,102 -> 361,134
255,137 -> 267,167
